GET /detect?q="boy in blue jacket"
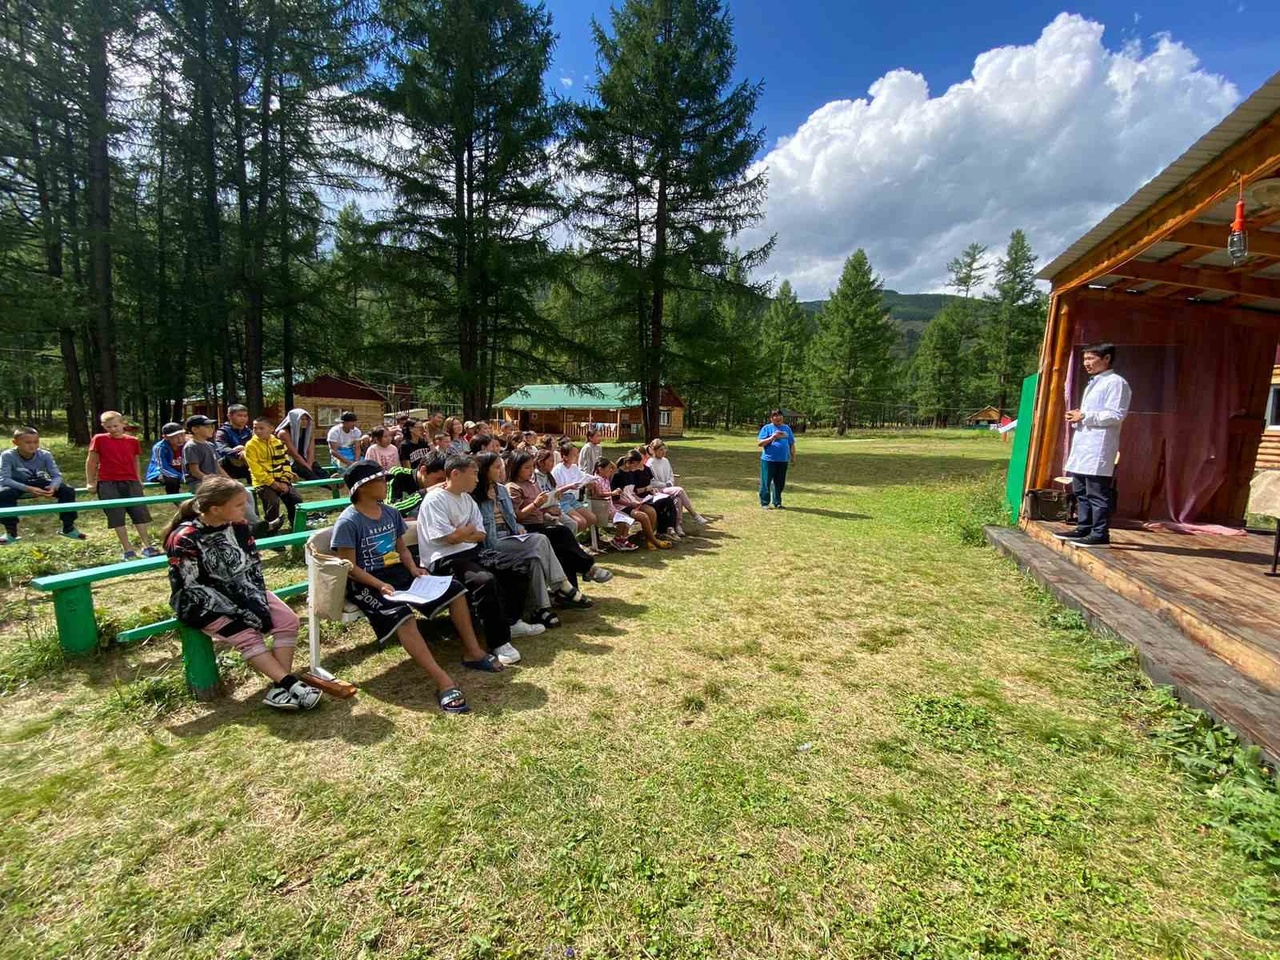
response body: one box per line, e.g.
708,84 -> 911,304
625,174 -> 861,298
0,427 -> 82,543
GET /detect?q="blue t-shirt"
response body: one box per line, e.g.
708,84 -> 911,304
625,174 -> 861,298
758,423 -> 795,462
331,503 -> 405,572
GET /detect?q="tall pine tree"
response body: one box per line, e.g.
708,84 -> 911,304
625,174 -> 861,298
807,250 -> 896,428
759,278 -> 808,409
981,229 -> 1044,411
574,0 -> 770,439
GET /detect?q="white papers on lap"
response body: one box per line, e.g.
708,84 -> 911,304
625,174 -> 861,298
612,511 -> 633,525
648,492 -> 671,502
386,575 -> 455,605
503,533 -> 532,542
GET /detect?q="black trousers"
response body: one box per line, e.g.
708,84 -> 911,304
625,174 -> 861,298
258,484 -> 303,525
1070,473 -> 1116,539
428,547 -> 512,650
0,481 -> 78,535
290,459 -> 325,481
526,521 -> 594,588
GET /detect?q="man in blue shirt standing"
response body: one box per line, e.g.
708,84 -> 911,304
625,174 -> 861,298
757,409 -> 795,509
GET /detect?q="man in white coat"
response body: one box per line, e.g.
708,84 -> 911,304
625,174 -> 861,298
1055,343 -> 1131,547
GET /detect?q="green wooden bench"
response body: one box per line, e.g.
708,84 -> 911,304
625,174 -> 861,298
30,529 -> 315,699
291,496 -> 349,533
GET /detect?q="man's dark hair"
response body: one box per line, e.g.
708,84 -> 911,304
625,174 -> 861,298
444,453 -> 476,476
1082,342 -> 1115,365
468,435 -> 489,454
226,404 -> 248,416
769,408 -> 784,418
418,450 -> 448,477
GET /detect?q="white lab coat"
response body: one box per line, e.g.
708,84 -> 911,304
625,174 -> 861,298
1064,369 -> 1132,478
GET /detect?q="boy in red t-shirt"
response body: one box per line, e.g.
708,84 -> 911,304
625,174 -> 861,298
85,411 -> 159,559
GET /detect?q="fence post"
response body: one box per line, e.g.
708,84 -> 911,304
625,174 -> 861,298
53,584 -> 99,654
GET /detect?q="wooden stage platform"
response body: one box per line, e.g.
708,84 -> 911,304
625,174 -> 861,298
986,522 -> 1280,764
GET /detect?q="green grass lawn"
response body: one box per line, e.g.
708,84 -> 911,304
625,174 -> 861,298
1,431 -> 1277,959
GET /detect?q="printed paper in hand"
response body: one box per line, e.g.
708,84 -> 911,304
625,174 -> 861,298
612,511 -> 633,525
386,575 -> 455,605
649,492 -> 671,502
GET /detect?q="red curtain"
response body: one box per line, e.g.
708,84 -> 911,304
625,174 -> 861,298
1064,296 -> 1276,524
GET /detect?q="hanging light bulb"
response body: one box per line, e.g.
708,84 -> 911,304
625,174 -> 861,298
1228,176 -> 1248,266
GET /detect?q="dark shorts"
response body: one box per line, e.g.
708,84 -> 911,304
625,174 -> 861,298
97,480 -> 151,527
344,563 -> 467,644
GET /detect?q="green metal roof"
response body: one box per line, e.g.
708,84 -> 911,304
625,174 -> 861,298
496,382 -> 640,411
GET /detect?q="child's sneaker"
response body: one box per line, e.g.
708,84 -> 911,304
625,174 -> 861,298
693,515 -> 710,525
59,529 -> 86,541
285,680 -> 322,710
141,546 -> 163,558
122,550 -> 139,561
262,686 -> 302,711
494,642 -> 523,664
509,621 -> 545,639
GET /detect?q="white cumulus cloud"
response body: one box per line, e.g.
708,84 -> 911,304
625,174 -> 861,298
745,13 -> 1240,298
560,76 -> 574,88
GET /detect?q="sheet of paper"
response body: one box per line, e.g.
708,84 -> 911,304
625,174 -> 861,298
612,512 -> 633,525
503,533 -> 532,542
385,574 -> 455,606
649,492 -> 671,502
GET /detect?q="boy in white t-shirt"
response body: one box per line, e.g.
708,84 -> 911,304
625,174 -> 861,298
418,454 -> 542,660
327,412 -> 363,468
550,441 -> 597,532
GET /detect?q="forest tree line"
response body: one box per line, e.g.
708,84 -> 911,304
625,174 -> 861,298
0,0 -> 1043,444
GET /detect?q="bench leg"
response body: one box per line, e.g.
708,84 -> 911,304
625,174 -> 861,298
53,584 -> 98,654
180,627 -> 222,700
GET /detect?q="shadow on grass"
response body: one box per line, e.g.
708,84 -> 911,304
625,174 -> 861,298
773,506 -> 871,522
166,688 -> 397,743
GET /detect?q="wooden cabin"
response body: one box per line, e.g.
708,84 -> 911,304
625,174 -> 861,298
292,375 -> 410,434
965,405 -> 1004,427
497,382 -> 685,439
1256,347 -> 1280,469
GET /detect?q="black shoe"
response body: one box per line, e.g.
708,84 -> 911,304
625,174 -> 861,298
1072,535 -> 1110,548
1054,529 -> 1089,541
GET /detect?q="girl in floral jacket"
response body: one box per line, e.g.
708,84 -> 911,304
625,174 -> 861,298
163,476 -> 320,711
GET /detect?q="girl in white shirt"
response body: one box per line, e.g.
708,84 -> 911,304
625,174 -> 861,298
647,440 -> 709,527
551,442 -> 597,532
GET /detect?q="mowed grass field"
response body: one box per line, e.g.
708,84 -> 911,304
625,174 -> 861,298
1,431 -> 1277,959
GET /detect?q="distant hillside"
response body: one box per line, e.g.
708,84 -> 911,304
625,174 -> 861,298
799,290 -> 965,358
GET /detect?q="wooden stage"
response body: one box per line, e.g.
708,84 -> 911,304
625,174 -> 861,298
987,522 -> 1280,763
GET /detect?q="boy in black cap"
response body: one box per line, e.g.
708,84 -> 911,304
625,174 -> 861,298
330,461 -> 504,714
184,415 -> 263,529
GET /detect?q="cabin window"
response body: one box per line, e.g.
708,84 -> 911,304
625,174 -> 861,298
1267,386 -> 1280,431
659,409 -> 671,426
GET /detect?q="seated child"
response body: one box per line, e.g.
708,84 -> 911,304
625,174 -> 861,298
164,476 -> 321,711
617,450 -> 680,541
583,459 -> 637,551
245,416 -> 301,529
550,442 -> 597,533
86,410 -> 160,559
332,461 -> 506,714
387,450 -> 447,518
579,428 -> 604,476
610,455 -> 670,550
365,427 -> 400,471
0,427 -> 82,544
146,423 -> 187,495
510,452 -> 630,565
646,439 -> 709,530
417,455 -> 541,663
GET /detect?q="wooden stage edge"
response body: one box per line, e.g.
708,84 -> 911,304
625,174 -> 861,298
1021,521 -> 1280,692
985,525 -> 1280,767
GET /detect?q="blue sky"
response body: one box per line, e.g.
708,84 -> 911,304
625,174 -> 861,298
547,0 -> 1276,152
543,0 -> 1278,296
